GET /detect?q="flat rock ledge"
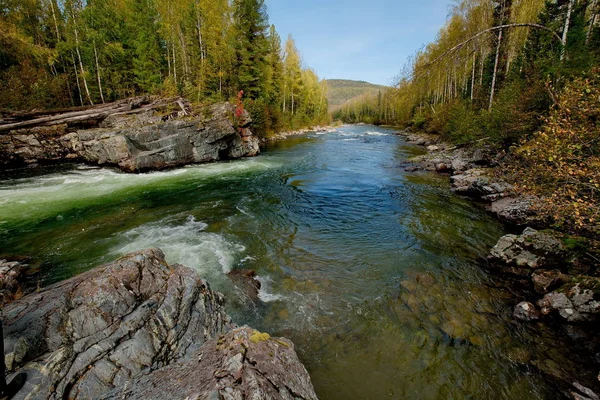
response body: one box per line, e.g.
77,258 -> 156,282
0,98 -> 260,172
2,249 -> 317,400
399,131 -> 540,226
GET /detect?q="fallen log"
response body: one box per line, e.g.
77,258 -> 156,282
0,96 -> 154,132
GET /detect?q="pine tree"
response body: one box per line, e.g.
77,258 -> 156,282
231,0 -> 269,99
129,0 -> 163,93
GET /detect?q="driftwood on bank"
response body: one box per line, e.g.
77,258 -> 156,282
0,97 -> 191,132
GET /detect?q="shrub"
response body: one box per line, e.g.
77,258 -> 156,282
504,69 -> 600,235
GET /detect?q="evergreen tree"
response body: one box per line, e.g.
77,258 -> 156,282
129,0 -> 163,93
231,0 -> 269,99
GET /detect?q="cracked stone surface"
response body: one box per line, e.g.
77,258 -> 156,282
2,249 -> 318,400
0,102 -> 259,172
100,327 -> 318,400
488,228 -> 567,273
539,278 -> 600,323
0,259 -> 27,307
2,248 -> 233,400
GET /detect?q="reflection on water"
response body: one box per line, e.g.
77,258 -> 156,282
0,125 -> 572,399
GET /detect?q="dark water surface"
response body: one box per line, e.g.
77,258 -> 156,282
0,125 -> 565,398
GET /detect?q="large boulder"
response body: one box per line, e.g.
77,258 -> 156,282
3,248 -> 232,399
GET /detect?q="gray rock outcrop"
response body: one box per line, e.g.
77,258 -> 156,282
513,301 -> 541,321
0,259 -> 27,307
538,278 -> 600,322
0,99 -> 260,172
2,249 -> 317,399
488,227 -> 567,273
488,228 -> 600,324
100,327 -> 318,400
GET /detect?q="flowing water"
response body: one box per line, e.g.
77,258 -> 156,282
0,125 -> 572,399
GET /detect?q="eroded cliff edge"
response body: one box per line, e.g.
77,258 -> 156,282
0,97 -> 260,172
2,249 -> 318,400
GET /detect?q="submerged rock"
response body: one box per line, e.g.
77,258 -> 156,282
0,259 -> 27,306
2,249 -> 316,400
228,268 -> 262,302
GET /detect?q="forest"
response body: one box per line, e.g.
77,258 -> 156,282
333,0 -> 600,235
0,0 -> 330,136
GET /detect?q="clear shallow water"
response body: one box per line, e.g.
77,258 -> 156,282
0,125 -> 569,399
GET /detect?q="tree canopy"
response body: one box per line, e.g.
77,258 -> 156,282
0,0 -> 329,136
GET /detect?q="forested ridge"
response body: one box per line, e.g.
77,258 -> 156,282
325,79 -> 388,108
334,0 -> 600,235
0,0 -> 329,136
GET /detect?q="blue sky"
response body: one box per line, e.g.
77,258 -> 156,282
264,0 -> 452,86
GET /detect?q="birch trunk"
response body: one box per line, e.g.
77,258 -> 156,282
561,0 -> 575,61
49,0 -> 61,41
489,28 -> 503,111
471,55 -> 476,102
71,7 -> 93,105
94,43 -> 105,104
72,52 -> 84,107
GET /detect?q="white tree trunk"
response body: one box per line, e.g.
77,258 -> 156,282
471,55 -> 476,102
561,0 -> 575,61
71,52 -> 84,106
489,28 -> 503,111
94,43 -> 105,104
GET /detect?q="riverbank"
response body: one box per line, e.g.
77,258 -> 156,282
398,129 -> 600,399
0,98 -> 260,172
260,125 -> 338,143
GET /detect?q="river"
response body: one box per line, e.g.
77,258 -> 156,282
0,125 -> 567,399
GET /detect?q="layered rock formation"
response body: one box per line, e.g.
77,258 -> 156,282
0,98 -> 260,172
1,249 -> 317,400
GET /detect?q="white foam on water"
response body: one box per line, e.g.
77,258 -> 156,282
0,159 -> 276,223
256,275 -> 285,303
111,215 -> 245,275
365,131 -> 389,136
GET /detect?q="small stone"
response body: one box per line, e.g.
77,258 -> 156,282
513,301 -> 540,321
435,163 -> 449,172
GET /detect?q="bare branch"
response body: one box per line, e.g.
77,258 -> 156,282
413,23 -> 562,81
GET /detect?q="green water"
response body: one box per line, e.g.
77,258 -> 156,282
0,125 -> 572,399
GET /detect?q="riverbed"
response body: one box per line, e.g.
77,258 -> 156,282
0,125 -> 566,399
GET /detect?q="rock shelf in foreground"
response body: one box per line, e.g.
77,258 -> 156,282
2,249 -> 317,400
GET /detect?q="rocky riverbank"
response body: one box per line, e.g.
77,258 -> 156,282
1,249 -> 317,400
260,125 -> 337,143
399,130 -> 600,399
0,98 -> 260,173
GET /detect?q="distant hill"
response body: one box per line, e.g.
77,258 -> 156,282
325,79 -> 389,108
